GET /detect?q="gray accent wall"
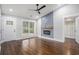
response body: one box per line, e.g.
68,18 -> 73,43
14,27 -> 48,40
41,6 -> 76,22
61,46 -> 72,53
41,12 -> 53,38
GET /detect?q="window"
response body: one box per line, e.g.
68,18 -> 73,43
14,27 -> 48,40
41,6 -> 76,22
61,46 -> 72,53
23,21 -> 34,33
30,22 -> 34,33
6,21 -> 13,25
23,21 -> 28,33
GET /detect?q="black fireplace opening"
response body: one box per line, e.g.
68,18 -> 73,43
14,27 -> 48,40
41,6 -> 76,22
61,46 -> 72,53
43,30 -> 51,35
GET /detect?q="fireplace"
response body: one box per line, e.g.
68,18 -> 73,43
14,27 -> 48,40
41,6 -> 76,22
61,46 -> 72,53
43,30 -> 50,35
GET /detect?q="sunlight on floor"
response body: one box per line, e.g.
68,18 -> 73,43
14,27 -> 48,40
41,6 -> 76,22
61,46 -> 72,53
66,50 -> 71,55
22,39 -> 29,51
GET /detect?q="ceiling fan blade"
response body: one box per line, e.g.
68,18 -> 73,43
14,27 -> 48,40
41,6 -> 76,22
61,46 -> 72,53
38,11 -> 40,14
38,5 -> 46,10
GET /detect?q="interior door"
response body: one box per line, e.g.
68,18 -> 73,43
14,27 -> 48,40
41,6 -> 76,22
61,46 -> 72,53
75,17 -> 79,43
2,16 -> 16,41
65,17 -> 75,39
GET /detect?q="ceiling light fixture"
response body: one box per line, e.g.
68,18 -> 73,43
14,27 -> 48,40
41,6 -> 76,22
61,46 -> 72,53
9,9 -> 13,12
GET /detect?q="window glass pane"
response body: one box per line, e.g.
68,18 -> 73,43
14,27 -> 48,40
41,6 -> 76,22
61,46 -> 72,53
6,21 -> 13,25
23,21 -> 34,33
23,21 -> 28,33
30,22 -> 34,33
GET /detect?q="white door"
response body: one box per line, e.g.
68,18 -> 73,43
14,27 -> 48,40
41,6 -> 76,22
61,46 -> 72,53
65,21 -> 75,39
64,17 -> 76,40
75,17 -> 79,43
2,16 -> 16,42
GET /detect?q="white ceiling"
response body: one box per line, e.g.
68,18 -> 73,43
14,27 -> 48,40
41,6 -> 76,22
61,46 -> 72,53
1,4 -> 64,20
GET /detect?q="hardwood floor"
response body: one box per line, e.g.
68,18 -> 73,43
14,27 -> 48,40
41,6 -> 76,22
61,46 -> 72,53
64,38 -> 79,55
1,37 -> 79,55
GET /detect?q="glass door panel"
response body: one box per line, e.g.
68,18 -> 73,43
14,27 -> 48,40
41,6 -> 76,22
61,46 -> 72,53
29,22 -> 34,33
23,21 -> 28,33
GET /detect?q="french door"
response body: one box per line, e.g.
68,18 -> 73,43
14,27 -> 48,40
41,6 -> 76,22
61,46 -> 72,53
22,21 -> 35,38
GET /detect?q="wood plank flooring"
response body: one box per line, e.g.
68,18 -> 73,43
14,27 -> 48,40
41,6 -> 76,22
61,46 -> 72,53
64,38 -> 79,55
1,37 -> 79,55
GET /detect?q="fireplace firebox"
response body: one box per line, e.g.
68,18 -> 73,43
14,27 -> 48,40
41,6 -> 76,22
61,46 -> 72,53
43,30 -> 50,35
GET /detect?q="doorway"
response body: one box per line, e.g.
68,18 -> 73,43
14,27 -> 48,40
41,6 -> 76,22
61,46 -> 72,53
64,17 -> 76,40
75,16 -> 79,43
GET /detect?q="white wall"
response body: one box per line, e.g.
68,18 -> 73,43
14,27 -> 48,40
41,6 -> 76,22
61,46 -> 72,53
36,18 -> 41,37
53,4 -> 79,42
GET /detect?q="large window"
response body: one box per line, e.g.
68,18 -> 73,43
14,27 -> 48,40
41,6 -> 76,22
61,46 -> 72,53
23,21 -> 34,33
6,21 -> 13,25
29,22 -> 34,33
23,21 -> 28,33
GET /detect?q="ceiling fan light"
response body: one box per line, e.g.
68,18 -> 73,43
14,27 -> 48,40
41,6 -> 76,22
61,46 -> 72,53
9,9 -> 13,12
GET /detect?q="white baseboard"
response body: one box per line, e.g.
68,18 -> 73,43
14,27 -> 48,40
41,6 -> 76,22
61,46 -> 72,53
53,38 -> 64,43
40,36 -> 54,40
38,36 -> 64,43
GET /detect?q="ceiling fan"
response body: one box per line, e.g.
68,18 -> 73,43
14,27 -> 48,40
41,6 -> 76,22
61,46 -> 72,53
29,4 -> 46,14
